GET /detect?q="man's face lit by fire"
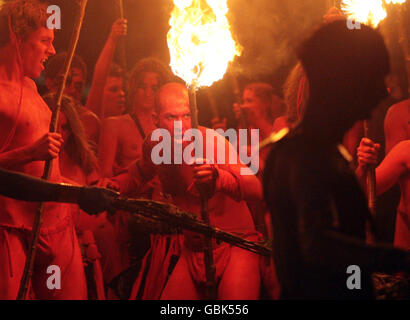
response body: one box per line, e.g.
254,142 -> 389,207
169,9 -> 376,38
20,27 -> 56,79
135,72 -> 160,111
103,76 -> 126,117
154,87 -> 192,143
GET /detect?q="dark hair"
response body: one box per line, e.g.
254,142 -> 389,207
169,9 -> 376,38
44,52 -> 88,81
128,57 -> 172,107
298,20 -> 390,99
43,93 -> 98,175
0,0 -> 49,48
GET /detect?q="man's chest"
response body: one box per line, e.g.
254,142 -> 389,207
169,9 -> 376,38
13,97 -> 51,145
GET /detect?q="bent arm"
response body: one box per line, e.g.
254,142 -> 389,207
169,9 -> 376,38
0,145 -> 36,170
215,131 -> 263,202
374,140 -> 410,195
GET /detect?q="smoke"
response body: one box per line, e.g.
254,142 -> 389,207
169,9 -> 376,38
228,0 -> 327,79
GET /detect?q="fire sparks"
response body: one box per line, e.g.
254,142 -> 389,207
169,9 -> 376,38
341,0 -> 407,28
167,0 -> 241,88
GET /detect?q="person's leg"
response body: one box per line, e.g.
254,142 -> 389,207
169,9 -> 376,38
0,229 -> 28,300
218,247 -> 260,300
160,249 -> 200,300
32,225 -> 87,300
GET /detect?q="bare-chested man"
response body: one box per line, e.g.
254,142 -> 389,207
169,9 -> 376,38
0,0 -> 86,299
98,58 -> 171,177
357,138 -> 410,250
118,82 -> 262,300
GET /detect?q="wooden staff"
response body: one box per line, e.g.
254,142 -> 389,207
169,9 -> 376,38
188,83 -> 217,300
364,120 -> 377,243
206,88 -> 219,120
117,0 -> 127,69
17,0 -> 89,300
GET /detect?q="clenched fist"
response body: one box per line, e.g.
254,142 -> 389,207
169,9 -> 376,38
110,18 -> 127,41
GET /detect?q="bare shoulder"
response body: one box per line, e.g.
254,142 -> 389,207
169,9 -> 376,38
101,114 -> 129,129
385,99 -> 410,123
393,140 -> 410,155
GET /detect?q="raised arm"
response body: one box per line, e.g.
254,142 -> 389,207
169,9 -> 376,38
85,18 -> 127,118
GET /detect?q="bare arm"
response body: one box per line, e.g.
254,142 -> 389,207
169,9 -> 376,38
356,138 -> 409,195
0,133 -> 63,170
193,129 -> 263,202
375,140 -> 410,195
85,18 -> 127,118
0,168 -> 117,214
98,118 -> 119,178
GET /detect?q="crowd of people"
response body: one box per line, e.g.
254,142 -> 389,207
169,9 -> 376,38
0,0 -> 409,300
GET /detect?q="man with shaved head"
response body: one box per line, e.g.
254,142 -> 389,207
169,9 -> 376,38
117,82 -> 263,300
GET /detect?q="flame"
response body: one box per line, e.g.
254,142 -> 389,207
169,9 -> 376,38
167,0 -> 241,87
341,0 -> 407,28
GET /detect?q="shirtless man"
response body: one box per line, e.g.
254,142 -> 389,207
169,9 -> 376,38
98,58 -> 171,177
0,0 -> 86,299
357,138 -> 410,250
263,21 -> 410,299
119,83 -> 262,299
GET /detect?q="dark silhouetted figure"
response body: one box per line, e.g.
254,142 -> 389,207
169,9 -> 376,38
263,21 -> 410,299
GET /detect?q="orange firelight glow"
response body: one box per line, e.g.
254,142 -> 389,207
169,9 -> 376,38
341,0 -> 407,28
167,0 -> 241,88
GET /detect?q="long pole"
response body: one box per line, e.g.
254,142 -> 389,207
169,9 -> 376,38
188,84 -> 217,300
117,0 -> 127,69
17,0 -> 89,300
364,120 -> 377,243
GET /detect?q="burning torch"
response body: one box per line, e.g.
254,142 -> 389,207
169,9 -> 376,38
341,0 -> 408,242
167,0 -> 240,299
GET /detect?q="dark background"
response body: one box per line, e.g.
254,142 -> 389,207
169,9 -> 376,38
34,0 -> 410,126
